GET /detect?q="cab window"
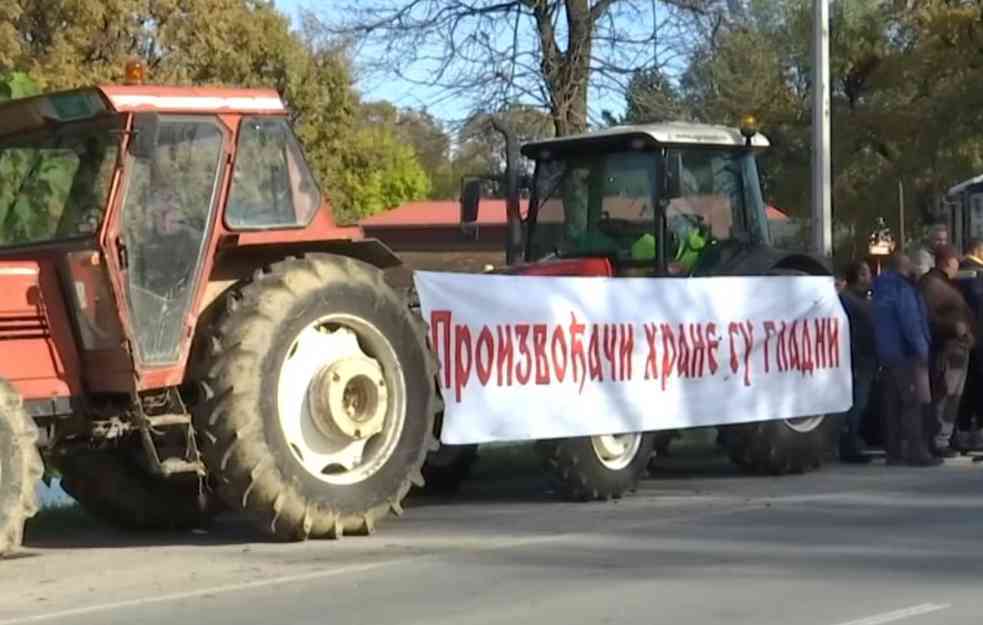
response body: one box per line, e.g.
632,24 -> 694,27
225,117 -> 321,229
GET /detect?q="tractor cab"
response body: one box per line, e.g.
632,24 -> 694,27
0,82 -> 357,403
461,119 -> 779,278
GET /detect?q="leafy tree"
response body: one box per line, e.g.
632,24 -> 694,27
332,125 -> 431,224
453,104 -> 555,178
614,67 -> 689,124
0,1 -> 431,222
360,101 -> 454,200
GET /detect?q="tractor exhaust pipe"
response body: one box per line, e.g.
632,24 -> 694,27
489,116 -> 523,265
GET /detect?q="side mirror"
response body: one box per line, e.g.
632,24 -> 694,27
130,112 -> 159,159
460,179 -> 482,224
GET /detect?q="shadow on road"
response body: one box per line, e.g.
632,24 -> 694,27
24,512 -> 267,551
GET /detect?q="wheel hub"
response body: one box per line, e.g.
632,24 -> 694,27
308,356 -> 388,441
277,318 -> 407,486
590,433 -> 643,470
784,415 -> 825,433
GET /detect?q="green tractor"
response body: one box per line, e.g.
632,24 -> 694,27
424,117 -> 841,500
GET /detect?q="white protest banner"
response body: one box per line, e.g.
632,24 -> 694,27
413,272 -> 853,445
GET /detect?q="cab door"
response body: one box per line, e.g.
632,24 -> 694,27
104,115 -> 227,384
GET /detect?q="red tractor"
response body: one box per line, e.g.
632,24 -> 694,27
0,79 -> 436,554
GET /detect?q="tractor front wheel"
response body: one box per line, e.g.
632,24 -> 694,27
193,254 -> 435,540
0,380 -> 43,556
718,414 -> 840,475
543,433 -> 655,501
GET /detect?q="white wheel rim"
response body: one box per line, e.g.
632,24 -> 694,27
590,433 -> 643,471
276,314 -> 406,485
784,415 -> 825,433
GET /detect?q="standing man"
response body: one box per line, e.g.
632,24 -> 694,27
872,253 -> 940,466
919,245 -> 976,457
838,260 -> 876,462
910,223 -> 949,279
956,239 -> 983,452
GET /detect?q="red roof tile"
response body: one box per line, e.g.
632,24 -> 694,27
360,199 -> 786,228
360,200 -> 526,228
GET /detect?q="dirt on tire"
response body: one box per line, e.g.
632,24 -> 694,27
192,254 -> 436,540
0,379 -> 43,556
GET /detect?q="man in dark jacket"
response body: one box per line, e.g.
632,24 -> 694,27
872,253 -> 940,466
920,245 -> 976,457
955,239 -> 983,451
839,260 -> 876,462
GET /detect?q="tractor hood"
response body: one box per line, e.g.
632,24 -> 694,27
0,260 -> 82,400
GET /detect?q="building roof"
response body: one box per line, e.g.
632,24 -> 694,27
360,199 -> 527,229
522,121 -> 769,156
360,199 -> 787,229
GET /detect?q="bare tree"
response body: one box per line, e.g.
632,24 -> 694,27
317,1 -> 717,136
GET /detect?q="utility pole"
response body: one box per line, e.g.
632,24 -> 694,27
812,0 -> 832,257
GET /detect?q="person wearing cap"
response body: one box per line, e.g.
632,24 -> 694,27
919,244 -> 976,457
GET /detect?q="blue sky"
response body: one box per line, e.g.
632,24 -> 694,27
274,0 -> 644,124
275,0 -> 476,121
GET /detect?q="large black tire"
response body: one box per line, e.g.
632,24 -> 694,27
420,444 -> 479,493
717,414 -> 841,475
58,452 -> 211,530
0,380 -> 42,556
192,254 -> 435,540
716,264 -> 843,475
543,433 -> 656,501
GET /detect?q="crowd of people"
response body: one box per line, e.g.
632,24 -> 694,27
836,224 -> 983,466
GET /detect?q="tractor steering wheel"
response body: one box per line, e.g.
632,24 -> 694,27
596,212 -> 650,238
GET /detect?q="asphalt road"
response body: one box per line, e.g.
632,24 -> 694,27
2,446 -> 982,625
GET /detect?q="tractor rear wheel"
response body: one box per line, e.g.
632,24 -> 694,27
0,379 -> 43,556
717,265 -> 843,475
420,443 -> 479,493
718,414 -> 840,475
543,433 -> 655,501
58,452 -> 211,530
193,254 -> 435,540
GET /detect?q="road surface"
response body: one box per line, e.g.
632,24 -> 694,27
2,447 -> 981,625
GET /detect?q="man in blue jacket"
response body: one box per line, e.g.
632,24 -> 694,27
871,253 -> 942,466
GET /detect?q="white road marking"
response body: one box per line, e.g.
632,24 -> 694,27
831,603 -> 951,625
0,502 -> 763,625
0,558 -> 409,625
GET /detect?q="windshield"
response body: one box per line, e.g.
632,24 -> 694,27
0,117 -> 120,247
528,147 -> 770,266
664,147 -> 769,246
530,150 -> 657,262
